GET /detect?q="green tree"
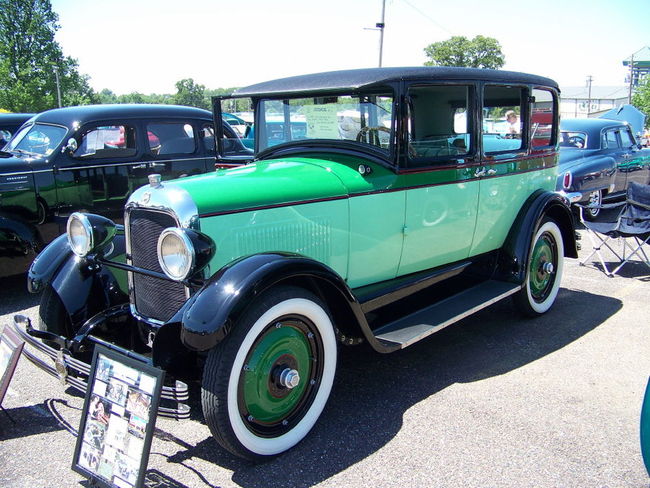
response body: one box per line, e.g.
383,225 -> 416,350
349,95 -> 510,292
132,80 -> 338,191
632,77 -> 650,128
174,78 -> 208,109
0,0 -> 95,112
424,35 -> 505,69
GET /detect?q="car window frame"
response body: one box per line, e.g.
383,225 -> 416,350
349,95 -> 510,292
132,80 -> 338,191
145,120 -> 198,159
481,83 -> 529,157
71,121 -> 140,162
402,81 -> 478,171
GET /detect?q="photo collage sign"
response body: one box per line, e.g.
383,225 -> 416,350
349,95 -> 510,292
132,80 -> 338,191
73,346 -> 164,488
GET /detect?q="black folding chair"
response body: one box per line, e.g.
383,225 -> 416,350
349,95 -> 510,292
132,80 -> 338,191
579,182 -> 650,276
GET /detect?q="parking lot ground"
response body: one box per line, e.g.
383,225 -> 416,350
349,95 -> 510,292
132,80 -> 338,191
0,230 -> 648,488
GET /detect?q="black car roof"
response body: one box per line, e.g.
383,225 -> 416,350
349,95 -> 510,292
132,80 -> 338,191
560,118 -> 630,139
0,113 -> 35,125
32,104 -> 212,127
232,67 -> 559,98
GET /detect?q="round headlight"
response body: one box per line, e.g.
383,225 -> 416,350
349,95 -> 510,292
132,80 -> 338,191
158,228 -> 195,281
67,213 -> 93,257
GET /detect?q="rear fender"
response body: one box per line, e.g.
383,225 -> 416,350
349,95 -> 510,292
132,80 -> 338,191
496,190 -> 577,284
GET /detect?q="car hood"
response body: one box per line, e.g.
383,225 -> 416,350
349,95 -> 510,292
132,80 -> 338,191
558,149 -> 600,171
141,158 -> 376,218
0,153 -> 49,174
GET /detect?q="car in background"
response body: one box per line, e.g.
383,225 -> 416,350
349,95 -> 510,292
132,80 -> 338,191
0,112 -> 35,146
0,104 -> 250,277
557,118 -> 650,219
22,67 -> 576,461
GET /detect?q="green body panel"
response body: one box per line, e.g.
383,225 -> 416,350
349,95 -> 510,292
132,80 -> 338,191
175,153 -> 556,288
201,199 -> 349,280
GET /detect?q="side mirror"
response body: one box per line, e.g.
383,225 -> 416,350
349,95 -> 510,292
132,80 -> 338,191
62,137 -> 78,155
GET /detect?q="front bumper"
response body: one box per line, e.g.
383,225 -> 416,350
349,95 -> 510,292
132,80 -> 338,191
11,315 -> 190,420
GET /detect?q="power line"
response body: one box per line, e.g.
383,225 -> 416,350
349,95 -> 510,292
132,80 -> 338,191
400,0 -> 455,36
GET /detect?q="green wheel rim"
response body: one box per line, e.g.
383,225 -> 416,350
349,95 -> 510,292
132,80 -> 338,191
238,316 -> 323,437
529,231 -> 557,302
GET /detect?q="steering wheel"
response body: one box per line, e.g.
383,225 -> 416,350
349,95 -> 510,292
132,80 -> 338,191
568,135 -> 585,148
356,126 -> 390,145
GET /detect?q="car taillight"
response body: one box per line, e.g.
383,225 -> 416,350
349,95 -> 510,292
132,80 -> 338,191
562,171 -> 572,190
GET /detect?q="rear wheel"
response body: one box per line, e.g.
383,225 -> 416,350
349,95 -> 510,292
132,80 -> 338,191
513,219 -> 564,316
201,286 -> 337,461
584,189 -> 603,221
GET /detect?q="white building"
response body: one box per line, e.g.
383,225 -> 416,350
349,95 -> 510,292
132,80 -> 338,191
559,86 -> 628,120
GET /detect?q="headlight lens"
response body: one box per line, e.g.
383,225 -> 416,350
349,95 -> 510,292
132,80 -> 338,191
158,228 -> 194,280
67,213 -> 93,257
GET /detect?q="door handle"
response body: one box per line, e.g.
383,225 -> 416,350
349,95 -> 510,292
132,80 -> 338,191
149,162 -> 166,169
474,168 -> 486,177
486,168 -> 497,176
131,163 -> 148,169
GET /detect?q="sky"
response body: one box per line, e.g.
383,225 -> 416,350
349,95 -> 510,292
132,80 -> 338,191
50,0 -> 650,95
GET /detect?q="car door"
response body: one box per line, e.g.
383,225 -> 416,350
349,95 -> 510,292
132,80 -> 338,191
619,127 -> 649,187
55,122 -> 139,221
130,120 -> 212,190
602,129 -> 628,195
396,83 -> 480,276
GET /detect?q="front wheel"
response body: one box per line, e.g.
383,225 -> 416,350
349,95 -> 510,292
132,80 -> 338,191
513,219 -> 564,317
201,286 -> 337,461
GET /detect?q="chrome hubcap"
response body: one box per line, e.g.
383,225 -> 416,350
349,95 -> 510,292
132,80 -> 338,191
543,262 -> 554,274
279,368 -> 300,389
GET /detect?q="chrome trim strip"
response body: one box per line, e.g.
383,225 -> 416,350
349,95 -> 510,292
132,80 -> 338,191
0,169 -> 53,176
58,156 -> 207,172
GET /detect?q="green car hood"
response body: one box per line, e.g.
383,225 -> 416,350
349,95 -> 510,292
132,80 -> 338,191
171,157 -> 379,216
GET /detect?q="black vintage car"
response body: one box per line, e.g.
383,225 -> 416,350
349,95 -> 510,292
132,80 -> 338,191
0,104 -> 249,277
0,112 -> 35,146
556,118 -> 650,219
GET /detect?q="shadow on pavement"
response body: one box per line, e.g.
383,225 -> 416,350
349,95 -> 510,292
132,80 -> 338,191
0,400 -> 70,441
147,287 -> 622,487
0,273 -> 39,315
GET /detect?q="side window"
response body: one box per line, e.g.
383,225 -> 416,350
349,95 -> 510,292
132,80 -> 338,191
619,129 -> 635,148
407,84 -> 472,165
483,85 -> 524,153
146,122 -> 195,156
531,88 -> 556,148
75,125 -> 137,159
604,130 -> 619,149
201,124 -> 215,155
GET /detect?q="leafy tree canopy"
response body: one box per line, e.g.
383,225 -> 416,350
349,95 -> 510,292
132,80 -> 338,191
0,0 -> 95,112
174,78 -> 208,110
632,77 -> 650,128
424,35 -> 505,69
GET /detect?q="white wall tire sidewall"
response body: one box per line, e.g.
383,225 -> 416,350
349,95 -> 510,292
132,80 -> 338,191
226,298 -> 337,456
526,221 -> 564,314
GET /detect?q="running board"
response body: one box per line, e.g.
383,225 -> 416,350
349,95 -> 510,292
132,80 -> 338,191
373,280 -> 521,350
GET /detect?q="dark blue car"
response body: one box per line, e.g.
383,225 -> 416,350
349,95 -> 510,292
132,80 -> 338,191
557,118 -> 650,219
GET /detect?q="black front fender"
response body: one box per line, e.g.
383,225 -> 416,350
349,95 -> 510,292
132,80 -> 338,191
180,253 -> 354,352
28,233 -> 128,328
497,190 -> 577,284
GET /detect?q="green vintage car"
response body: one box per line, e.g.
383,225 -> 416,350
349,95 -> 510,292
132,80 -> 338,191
18,67 -> 577,461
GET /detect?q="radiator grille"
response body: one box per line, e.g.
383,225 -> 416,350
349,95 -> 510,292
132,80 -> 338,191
128,208 -> 187,322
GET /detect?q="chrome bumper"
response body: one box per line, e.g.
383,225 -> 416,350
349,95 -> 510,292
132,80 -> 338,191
11,315 -> 190,420
556,190 -> 583,203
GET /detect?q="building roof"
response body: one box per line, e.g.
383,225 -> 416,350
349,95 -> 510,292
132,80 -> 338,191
232,67 -> 558,98
560,86 -> 628,100
623,46 -> 650,68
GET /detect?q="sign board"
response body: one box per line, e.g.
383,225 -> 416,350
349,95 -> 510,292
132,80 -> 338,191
72,345 -> 164,488
0,325 -> 25,408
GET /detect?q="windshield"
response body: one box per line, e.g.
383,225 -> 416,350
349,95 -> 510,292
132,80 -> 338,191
221,93 -> 394,156
559,131 -> 587,149
5,123 -> 68,157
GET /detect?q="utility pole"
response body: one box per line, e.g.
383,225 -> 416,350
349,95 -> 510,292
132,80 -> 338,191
54,67 -> 62,108
377,0 -> 386,67
586,75 -> 593,116
628,54 -> 635,104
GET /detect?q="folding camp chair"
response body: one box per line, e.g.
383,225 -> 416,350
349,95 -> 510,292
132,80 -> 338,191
579,182 -> 650,277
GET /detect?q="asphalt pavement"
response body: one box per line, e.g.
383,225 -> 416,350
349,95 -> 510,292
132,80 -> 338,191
0,229 -> 648,488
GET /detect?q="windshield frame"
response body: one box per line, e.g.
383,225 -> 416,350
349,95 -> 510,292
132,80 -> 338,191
214,87 -> 398,165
